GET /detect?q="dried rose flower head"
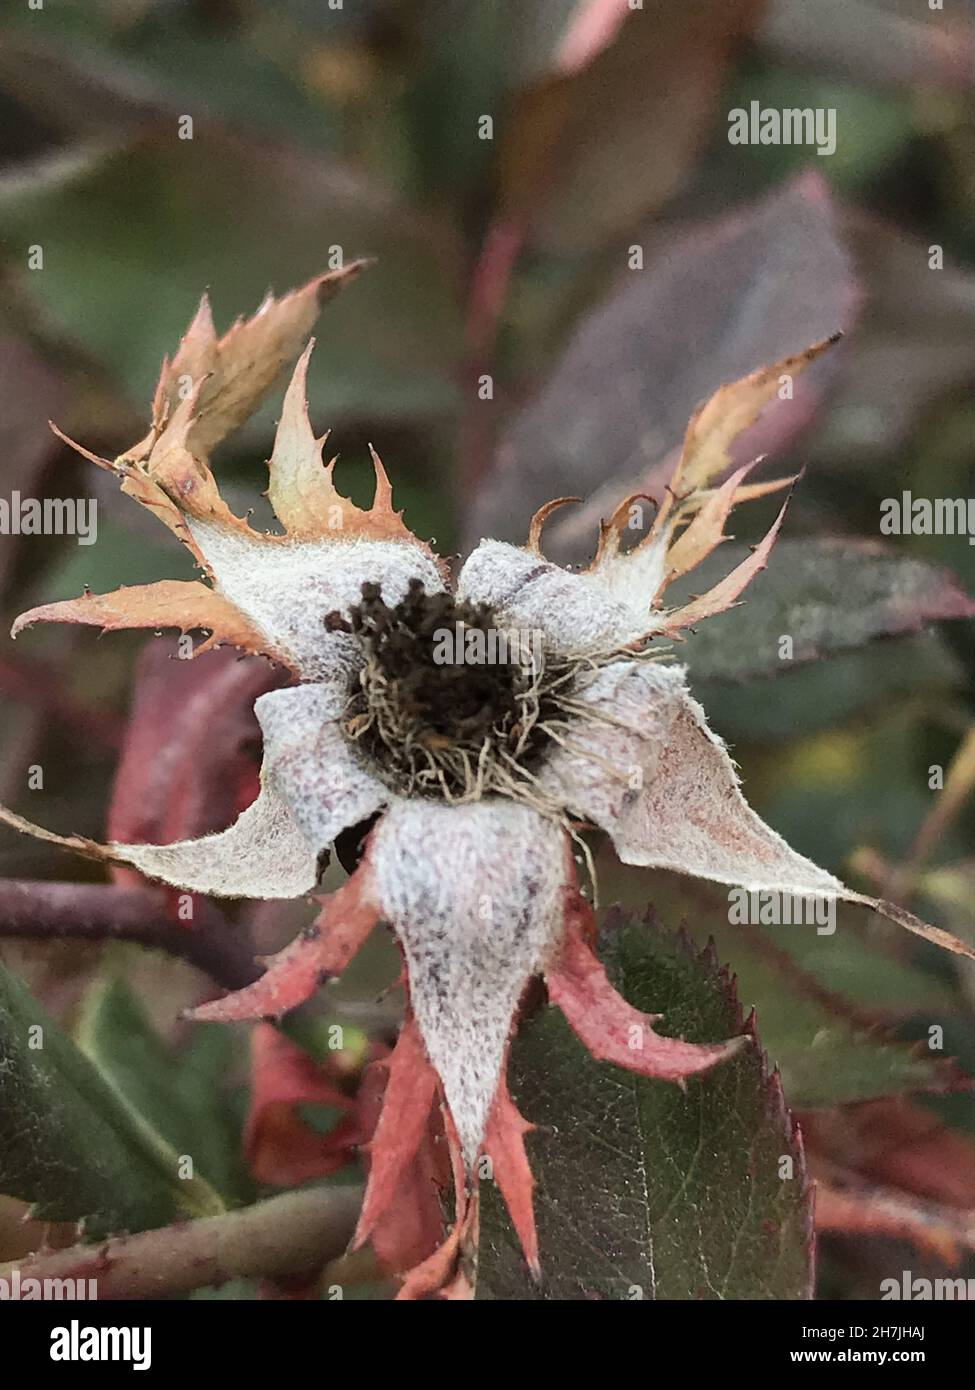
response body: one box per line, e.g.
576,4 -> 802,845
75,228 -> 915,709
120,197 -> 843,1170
3,268 -> 971,1296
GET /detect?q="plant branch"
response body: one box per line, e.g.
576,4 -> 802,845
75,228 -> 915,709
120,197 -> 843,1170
0,879 -> 260,991
0,1186 -> 363,1299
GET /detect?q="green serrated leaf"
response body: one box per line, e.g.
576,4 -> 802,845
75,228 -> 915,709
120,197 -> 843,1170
478,913 -> 812,1300
0,959 -> 223,1236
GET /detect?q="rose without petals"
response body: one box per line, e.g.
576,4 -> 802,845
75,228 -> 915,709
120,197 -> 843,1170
4,270 -> 973,1298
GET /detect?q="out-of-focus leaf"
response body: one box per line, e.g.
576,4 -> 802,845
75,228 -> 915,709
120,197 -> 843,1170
604,870 -> 968,1110
478,912 -> 813,1300
500,0 -> 764,254
471,175 -> 857,558
173,1023 -> 253,1205
803,1097 -> 975,1212
0,336 -> 69,590
724,65 -> 914,191
691,945 -> 961,1113
672,538 -> 975,684
744,916 -> 958,1023
107,641 -> 279,861
403,0 -> 641,205
402,1 -> 518,203
696,633 -> 965,743
0,132 -> 463,427
244,1023 -> 353,1188
806,215 -> 975,474
735,717 -> 957,879
807,1095 -> 975,1264
814,1178 -> 975,1265
919,861 -> 975,952
761,0 -> 975,89
75,976 -> 244,1204
0,2 -> 347,151
0,958 -> 224,1236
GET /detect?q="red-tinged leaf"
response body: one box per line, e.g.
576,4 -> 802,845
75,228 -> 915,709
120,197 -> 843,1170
814,1179 -> 975,1266
802,1098 -> 975,1211
500,0 -> 764,254
244,1025 -> 354,1187
108,642 -> 281,896
354,1049 -> 451,1276
472,174 -> 856,563
804,212 -> 975,474
12,579 -> 274,660
483,1071 -> 539,1278
547,892 -> 747,1080
354,1012 -> 440,1253
187,866 -> 381,1023
396,1203 -> 475,1303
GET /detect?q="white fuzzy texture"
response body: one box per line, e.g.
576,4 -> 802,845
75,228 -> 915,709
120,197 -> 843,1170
540,659 -> 844,897
110,781 -> 319,898
457,539 -> 654,654
187,524 -> 444,679
255,685 -> 387,851
588,533 -> 670,632
370,798 -> 566,1166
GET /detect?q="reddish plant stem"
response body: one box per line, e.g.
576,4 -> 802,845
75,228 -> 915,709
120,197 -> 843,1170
465,217 -> 525,361
0,879 -> 260,991
458,216 -> 525,500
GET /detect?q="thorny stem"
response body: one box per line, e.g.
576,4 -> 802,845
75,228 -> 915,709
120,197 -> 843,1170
0,1186 -> 364,1300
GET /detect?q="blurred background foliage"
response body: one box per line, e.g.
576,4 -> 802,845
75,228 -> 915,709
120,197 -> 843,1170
1,0 -> 975,1299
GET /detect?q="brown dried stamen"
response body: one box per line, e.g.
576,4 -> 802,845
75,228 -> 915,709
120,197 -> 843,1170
331,580 -> 566,805
328,578 -> 671,867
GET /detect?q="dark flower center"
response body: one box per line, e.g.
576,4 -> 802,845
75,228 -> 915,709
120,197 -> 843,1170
327,580 -> 571,803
